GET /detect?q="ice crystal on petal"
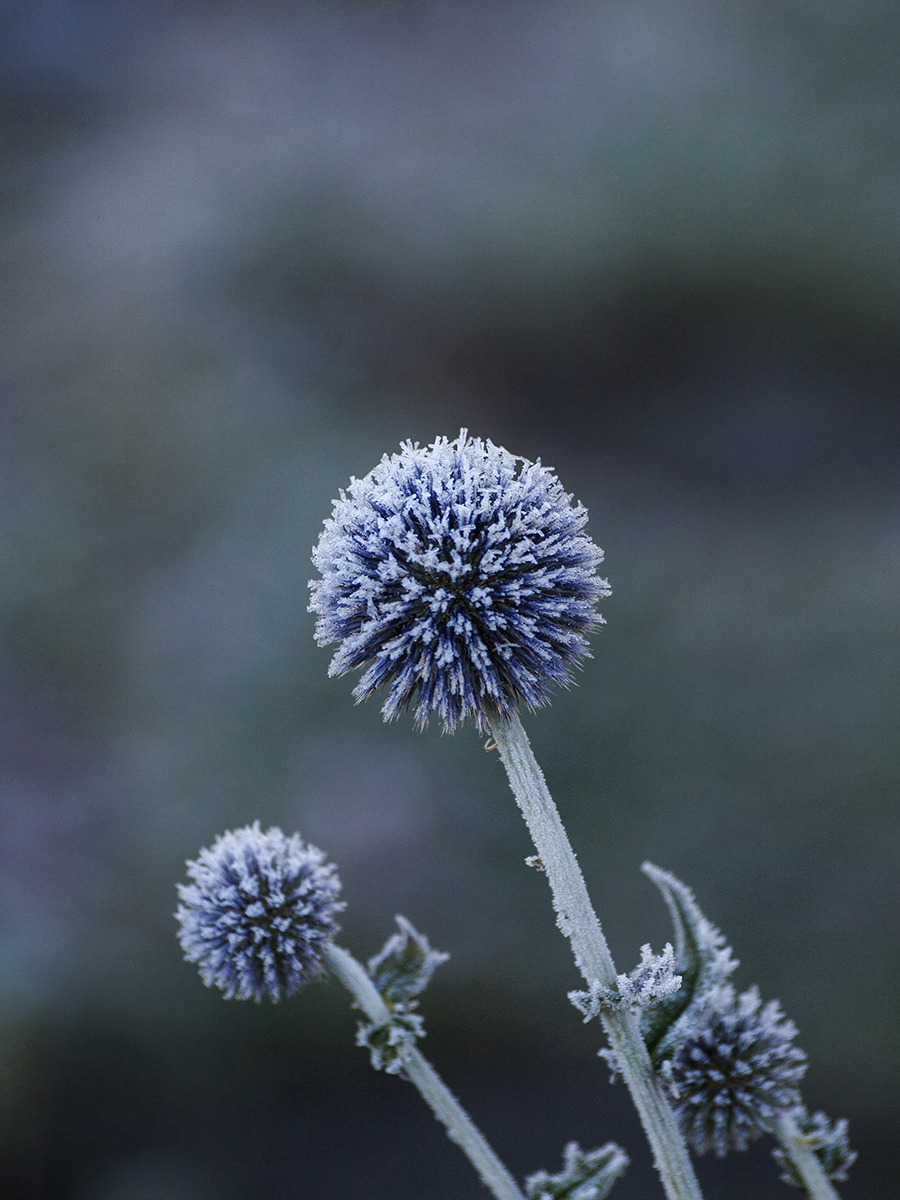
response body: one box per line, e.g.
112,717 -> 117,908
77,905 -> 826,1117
659,984 -> 807,1156
525,1141 -> 629,1200
176,823 -> 343,1002
774,1107 -> 857,1187
309,431 -> 609,732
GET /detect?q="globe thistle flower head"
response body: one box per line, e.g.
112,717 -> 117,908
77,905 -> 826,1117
660,984 -> 807,1157
309,431 -> 610,732
176,823 -> 343,1002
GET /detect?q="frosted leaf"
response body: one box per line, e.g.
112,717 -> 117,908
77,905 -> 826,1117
356,1009 -> 425,1076
358,915 -> 448,1075
367,915 -> 449,1006
618,943 -> 681,1010
569,979 -> 615,1022
525,1141 -> 629,1200
569,945 -> 680,1020
639,863 -> 737,1062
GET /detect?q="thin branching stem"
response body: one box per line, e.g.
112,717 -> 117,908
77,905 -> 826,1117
324,943 -> 527,1200
775,1113 -> 842,1200
488,710 -> 703,1200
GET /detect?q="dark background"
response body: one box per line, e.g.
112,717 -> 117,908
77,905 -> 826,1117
1,2 -> 897,1197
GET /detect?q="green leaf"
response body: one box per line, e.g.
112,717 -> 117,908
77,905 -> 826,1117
638,863 -> 737,1061
367,915 -> 449,1007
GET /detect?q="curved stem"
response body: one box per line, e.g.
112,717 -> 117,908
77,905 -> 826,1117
775,1113 -> 842,1200
488,711 -> 703,1200
324,943 -> 527,1200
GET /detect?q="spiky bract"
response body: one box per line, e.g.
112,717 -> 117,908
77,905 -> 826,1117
176,822 -> 343,1002
309,431 -> 609,732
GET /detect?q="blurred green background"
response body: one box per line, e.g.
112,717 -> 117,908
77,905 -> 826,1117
1,1 -> 897,1196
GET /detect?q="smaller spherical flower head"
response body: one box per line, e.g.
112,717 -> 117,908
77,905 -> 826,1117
175,822 -> 343,1002
660,984 -> 807,1157
309,430 -> 610,732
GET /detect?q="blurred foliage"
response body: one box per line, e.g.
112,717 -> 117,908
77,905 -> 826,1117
1,1 -> 898,1196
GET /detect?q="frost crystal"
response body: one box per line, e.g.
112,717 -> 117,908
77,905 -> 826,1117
525,1141 -> 629,1200
659,984 -> 807,1156
309,431 -> 609,732
569,979 -> 614,1022
570,944 -> 681,1020
773,1107 -> 857,1187
176,822 -> 343,1002
618,943 -> 682,1010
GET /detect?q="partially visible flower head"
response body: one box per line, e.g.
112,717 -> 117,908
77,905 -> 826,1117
309,431 -> 610,732
773,1107 -> 857,1187
176,822 -> 343,1002
660,984 -> 807,1157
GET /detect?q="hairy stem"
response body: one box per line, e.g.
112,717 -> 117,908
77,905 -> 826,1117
775,1113 -> 842,1200
323,943 -> 526,1200
488,710 -> 703,1200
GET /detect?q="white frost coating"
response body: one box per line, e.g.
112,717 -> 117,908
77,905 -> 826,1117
620,944 -> 682,1010
570,944 -> 681,1019
488,711 -> 704,1200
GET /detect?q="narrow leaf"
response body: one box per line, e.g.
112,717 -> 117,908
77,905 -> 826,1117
639,863 -> 737,1060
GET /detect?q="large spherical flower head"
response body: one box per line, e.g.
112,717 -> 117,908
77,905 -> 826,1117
176,823 -> 343,1002
309,431 -> 610,732
660,985 -> 807,1157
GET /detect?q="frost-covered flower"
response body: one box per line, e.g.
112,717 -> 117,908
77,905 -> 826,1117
309,431 -> 609,732
176,822 -> 343,1002
660,984 -> 807,1156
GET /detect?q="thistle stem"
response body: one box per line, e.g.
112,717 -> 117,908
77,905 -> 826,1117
323,943 -> 527,1200
775,1113 -> 842,1200
488,710 -> 703,1200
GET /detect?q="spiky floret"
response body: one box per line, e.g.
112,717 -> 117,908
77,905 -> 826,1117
176,823 -> 343,1002
660,984 -> 807,1157
309,431 -> 609,732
